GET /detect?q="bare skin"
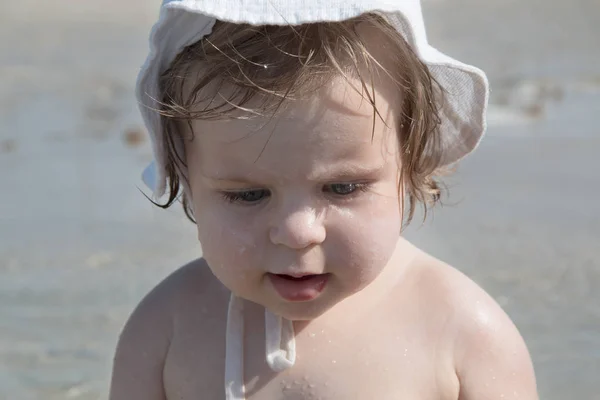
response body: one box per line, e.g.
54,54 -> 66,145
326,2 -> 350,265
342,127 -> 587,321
110,25 -> 537,399
109,243 -> 537,400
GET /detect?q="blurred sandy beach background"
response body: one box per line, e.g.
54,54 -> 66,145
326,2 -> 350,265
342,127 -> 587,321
0,0 -> 598,399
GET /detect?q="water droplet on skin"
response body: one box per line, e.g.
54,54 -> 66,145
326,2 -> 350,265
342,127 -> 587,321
309,332 -> 316,338
332,360 -> 337,364
492,376 -> 496,380
328,339 -> 332,343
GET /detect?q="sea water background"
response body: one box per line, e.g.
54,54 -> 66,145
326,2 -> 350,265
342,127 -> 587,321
0,0 -> 599,398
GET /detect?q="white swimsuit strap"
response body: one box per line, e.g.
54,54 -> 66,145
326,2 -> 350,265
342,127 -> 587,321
225,294 -> 245,400
265,308 -> 296,371
225,294 -> 296,400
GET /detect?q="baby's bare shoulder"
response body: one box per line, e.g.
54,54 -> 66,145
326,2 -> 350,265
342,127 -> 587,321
109,258 -> 228,400
407,253 -> 538,399
410,253 -> 498,315
409,253 -> 525,350
126,258 -> 226,324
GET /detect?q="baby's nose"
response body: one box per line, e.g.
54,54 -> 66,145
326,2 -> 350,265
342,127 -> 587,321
269,206 -> 326,249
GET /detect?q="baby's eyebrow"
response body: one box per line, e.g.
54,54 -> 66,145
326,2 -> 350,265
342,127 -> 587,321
200,175 -> 261,185
309,163 -> 385,181
200,163 -> 386,185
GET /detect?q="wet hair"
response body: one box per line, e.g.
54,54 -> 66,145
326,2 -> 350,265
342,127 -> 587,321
156,12 -> 447,227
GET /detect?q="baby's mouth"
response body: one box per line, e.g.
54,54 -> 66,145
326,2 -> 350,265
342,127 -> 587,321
278,274 -> 319,281
267,273 -> 330,302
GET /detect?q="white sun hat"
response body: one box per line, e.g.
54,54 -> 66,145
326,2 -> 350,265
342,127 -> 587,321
136,0 -> 489,197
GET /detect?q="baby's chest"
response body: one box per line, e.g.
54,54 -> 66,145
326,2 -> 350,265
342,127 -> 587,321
164,326 -> 455,400
243,330 -> 445,400
243,355 -> 429,400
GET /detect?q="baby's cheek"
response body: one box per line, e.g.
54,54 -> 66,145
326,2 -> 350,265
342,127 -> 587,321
196,212 -> 261,281
330,200 -> 402,281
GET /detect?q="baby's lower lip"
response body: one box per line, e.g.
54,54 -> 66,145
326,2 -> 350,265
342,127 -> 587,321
267,273 -> 329,302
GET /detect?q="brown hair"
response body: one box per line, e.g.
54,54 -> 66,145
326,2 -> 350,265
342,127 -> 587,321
156,12 -> 447,227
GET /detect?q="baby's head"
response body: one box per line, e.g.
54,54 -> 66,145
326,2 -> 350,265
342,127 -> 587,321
138,4 -> 487,320
161,13 -> 443,225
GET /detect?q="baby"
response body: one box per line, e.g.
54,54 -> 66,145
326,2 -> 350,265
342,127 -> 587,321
110,1 -> 538,399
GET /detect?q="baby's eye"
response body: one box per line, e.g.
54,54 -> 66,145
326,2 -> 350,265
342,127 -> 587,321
221,189 -> 270,204
323,183 -> 368,196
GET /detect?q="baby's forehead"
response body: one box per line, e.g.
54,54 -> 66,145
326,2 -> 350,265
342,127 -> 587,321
190,75 -> 399,142
184,66 -> 402,124
186,78 -> 402,180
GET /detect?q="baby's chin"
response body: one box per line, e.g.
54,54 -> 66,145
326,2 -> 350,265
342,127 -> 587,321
269,304 -> 331,321
260,290 -> 350,321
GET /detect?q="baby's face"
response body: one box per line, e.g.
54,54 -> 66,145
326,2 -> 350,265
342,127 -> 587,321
185,75 -> 404,320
